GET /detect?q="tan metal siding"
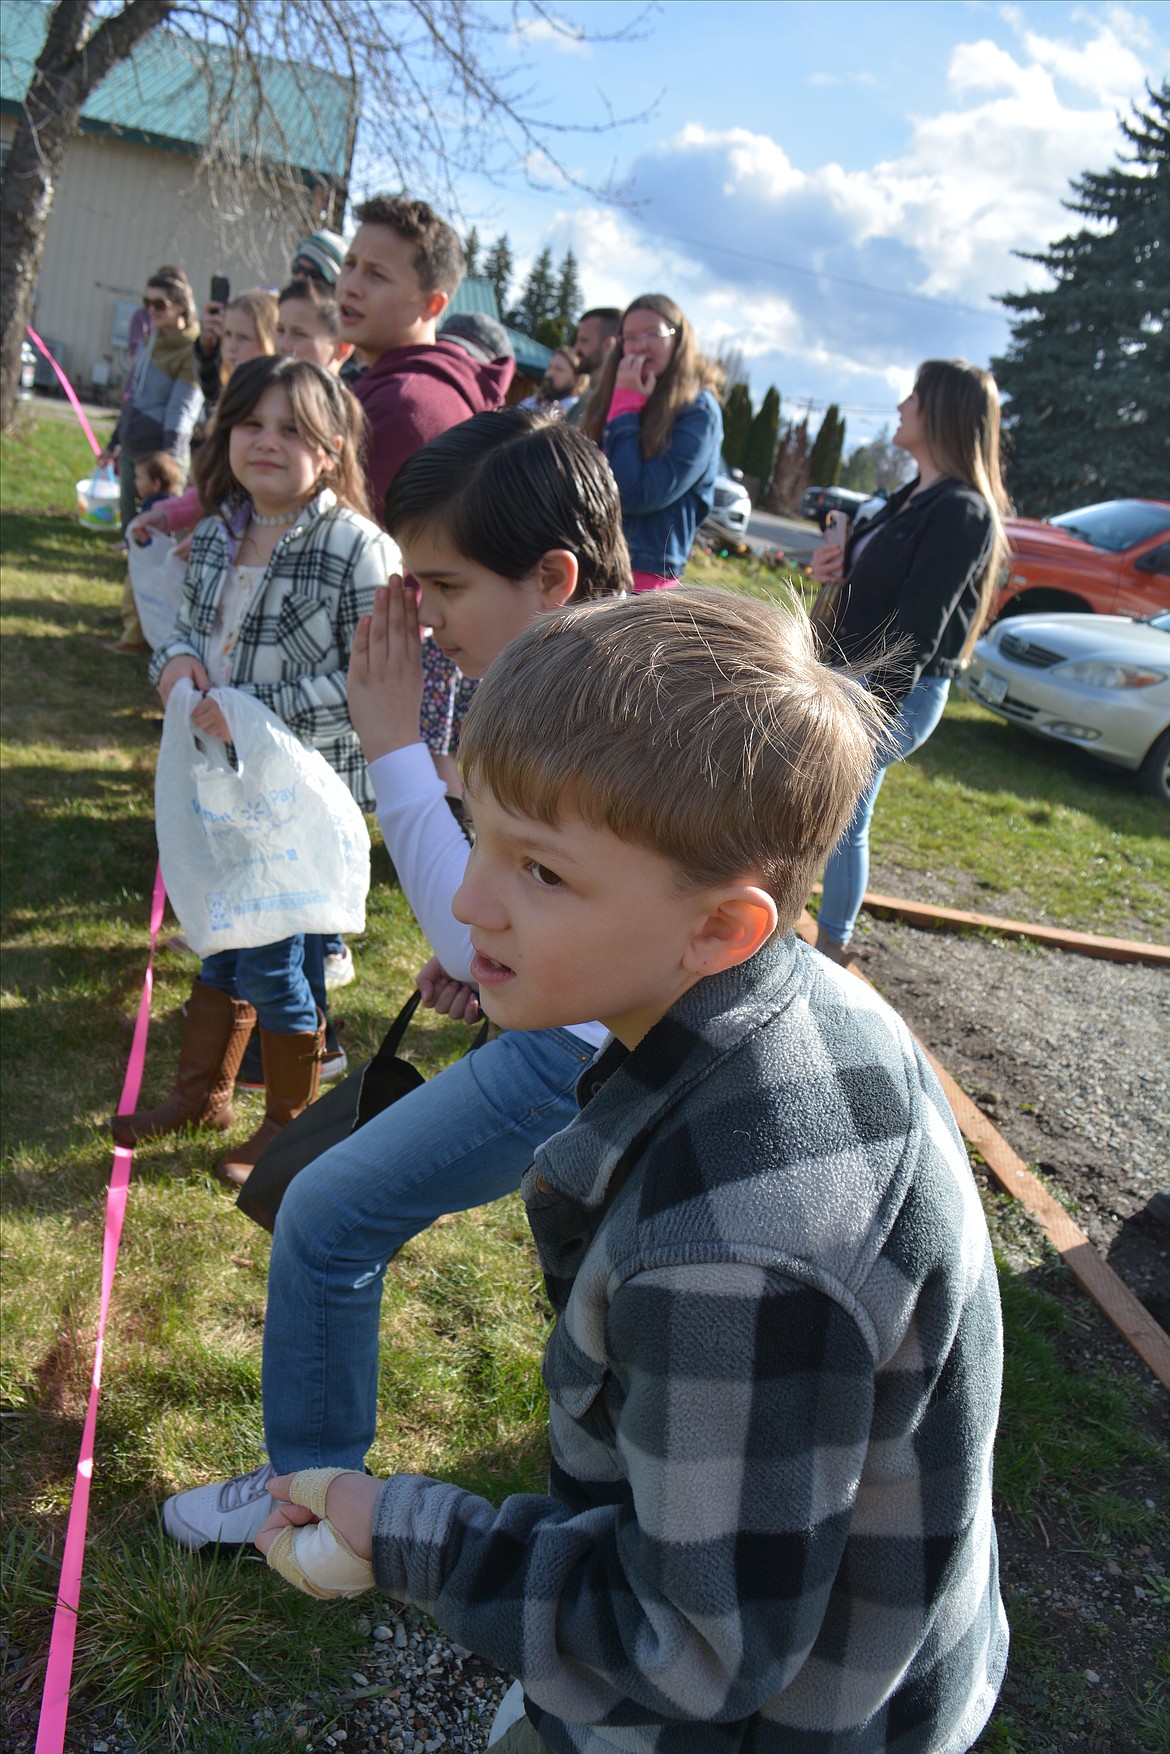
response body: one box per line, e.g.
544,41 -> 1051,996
16,130 -> 320,394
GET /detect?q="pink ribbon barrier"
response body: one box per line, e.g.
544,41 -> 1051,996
35,864 -> 168,1754
24,327 -> 104,459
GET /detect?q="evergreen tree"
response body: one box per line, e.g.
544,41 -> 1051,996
511,246 -> 558,337
808,404 -> 846,486
840,444 -> 876,494
533,315 -> 566,348
990,83 -> 1170,514
722,382 -> 753,472
744,385 -> 781,484
555,247 -> 583,332
463,226 -> 481,279
483,235 -> 514,316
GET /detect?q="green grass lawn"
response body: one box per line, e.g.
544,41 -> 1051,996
2,413 -> 1166,1751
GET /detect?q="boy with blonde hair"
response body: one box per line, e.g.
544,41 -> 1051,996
257,588 -> 1007,1754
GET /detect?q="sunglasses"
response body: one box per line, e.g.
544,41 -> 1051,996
142,296 -> 173,312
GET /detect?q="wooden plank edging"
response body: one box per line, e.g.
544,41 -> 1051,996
808,886 -> 1170,968
795,911 -> 1170,1392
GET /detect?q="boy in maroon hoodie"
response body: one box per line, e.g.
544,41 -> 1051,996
337,196 -> 514,514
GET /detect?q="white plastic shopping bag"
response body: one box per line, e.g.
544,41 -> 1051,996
128,532 -> 188,649
156,680 -> 370,955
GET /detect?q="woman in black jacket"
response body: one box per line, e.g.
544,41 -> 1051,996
811,358 -> 1009,964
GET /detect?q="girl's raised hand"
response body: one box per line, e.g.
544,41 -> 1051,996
615,352 -> 656,398
346,575 -> 425,763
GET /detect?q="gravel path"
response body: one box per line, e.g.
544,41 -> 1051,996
854,915 -> 1170,1322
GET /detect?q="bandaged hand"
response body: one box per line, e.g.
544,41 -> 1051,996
255,1468 -> 384,1601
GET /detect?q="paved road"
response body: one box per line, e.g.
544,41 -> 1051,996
746,507 -> 820,565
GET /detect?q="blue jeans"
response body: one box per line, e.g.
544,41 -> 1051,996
200,934 -> 318,1034
818,677 -> 950,947
262,1025 -> 594,1471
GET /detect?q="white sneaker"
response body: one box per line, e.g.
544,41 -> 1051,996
324,945 -> 356,990
162,1459 -> 278,1550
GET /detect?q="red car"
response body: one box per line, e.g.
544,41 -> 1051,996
994,499 -> 1170,622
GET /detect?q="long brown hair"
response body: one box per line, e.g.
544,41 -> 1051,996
914,359 -> 1011,658
194,354 -> 370,520
583,293 -> 718,458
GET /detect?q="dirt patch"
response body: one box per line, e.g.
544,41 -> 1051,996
852,902 -> 1170,1332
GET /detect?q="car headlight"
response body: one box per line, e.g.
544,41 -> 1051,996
1050,660 -> 1166,688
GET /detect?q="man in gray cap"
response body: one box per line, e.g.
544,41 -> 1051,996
290,229 -> 348,287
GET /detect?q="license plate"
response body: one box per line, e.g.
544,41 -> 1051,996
979,671 -> 1009,705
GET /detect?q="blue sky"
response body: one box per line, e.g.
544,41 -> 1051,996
357,0 -> 1168,450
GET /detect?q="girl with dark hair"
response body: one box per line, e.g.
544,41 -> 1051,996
160,407 -> 634,1554
113,356 -> 398,1183
583,292 -> 723,591
102,264 -> 204,650
809,357 -> 1010,965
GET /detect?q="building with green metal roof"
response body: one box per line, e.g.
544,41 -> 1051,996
1,0 -> 355,395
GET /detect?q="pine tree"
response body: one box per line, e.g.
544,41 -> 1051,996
744,386 -> 781,485
555,247 -> 582,333
463,226 -> 481,279
808,404 -> 846,486
722,383 -> 753,472
840,445 -> 876,494
990,82 -> 1170,514
483,235 -> 514,316
512,246 -> 558,338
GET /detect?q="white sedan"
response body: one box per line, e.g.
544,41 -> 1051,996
961,610 -> 1170,803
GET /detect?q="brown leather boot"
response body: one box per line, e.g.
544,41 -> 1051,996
112,982 -> 257,1147
814,927 -> 860,970
214,1012 -> 325,1189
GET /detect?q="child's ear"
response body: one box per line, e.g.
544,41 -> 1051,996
536,549 -> 579,607
332,341 -> 355,370
682,884 -> 778,978
423,289 -> 449,323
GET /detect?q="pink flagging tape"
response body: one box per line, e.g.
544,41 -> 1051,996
24,327 -> 104,458
35,864 -> 167,1754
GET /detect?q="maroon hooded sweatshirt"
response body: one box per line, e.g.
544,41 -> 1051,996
353,340 -> 514,521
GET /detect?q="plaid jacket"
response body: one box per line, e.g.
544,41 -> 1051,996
149,491 -> 398,806
371,936 -> 1007,1752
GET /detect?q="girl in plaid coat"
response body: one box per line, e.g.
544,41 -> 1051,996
113,356 -> 398,1184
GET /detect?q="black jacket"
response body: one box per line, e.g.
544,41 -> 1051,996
832,476 -> 994,703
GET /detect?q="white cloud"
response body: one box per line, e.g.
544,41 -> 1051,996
509,16 -> 592,57
518,5 -> 1161,440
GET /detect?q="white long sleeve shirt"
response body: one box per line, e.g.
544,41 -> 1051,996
369,742 -> 607,1051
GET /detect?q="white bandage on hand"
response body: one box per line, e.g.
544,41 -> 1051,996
264,1467 -> 376,1600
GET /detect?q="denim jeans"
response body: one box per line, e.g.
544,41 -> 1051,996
262,1024 -> 594,1472
200,934 -> 318,1034
818,677 -> 951,947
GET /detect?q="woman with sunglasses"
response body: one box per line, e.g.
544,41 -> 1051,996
102,267 -> 203,646
583,294 -> 722,591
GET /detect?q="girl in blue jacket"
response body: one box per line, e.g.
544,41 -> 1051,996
584,294 -> 722,590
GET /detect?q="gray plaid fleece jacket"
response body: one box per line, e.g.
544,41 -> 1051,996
149,491 -> 398,807
371,936 -> 1007,1752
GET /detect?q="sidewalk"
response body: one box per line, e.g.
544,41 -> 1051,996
23,389 -> 118,427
